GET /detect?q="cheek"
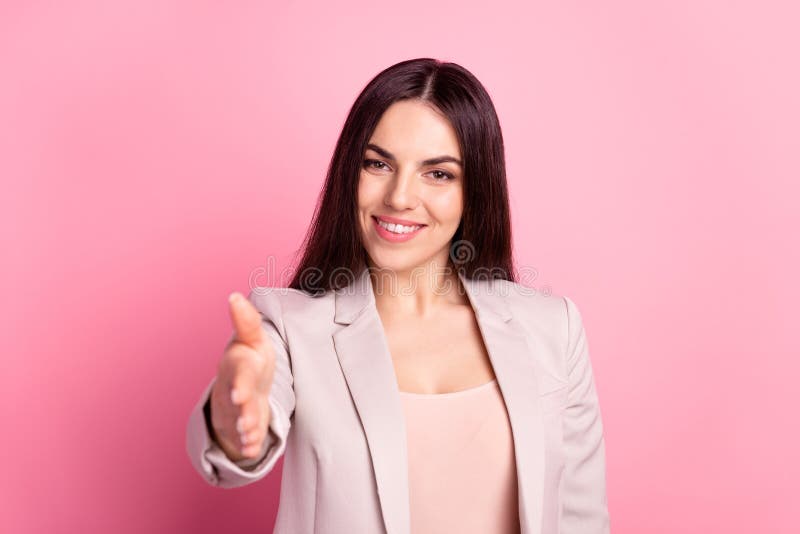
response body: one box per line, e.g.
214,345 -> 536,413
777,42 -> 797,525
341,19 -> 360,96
357,173 -> 382,208
429,189 -> 463,224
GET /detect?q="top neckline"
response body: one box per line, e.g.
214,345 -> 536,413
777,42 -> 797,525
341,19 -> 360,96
398,378 -> 498,398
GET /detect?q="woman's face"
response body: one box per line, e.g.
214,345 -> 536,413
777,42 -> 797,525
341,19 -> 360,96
357,99 -> 464,277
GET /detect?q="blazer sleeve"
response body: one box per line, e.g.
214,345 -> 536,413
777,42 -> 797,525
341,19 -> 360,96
185,289 -> 296,488
560,296 -> 610,533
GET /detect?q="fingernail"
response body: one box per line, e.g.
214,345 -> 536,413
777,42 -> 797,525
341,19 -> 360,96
236,416 -> 246,433
231,389 -> 240,404
228,292 -> 241,304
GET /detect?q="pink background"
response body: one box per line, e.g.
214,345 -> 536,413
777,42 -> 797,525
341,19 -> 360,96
2,1 -> 798,532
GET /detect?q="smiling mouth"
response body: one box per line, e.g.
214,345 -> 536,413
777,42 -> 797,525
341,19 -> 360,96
371,216 -> 427,241
372,216 -> 425,233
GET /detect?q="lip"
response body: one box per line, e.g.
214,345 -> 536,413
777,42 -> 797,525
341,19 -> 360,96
372,216 -> 426,243
373,214 -> 427,227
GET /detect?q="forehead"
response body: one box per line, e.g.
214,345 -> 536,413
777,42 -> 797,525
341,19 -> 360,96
368,100 -> 461,160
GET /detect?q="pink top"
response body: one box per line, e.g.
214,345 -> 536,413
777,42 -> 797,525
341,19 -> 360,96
399,378 -> 520,534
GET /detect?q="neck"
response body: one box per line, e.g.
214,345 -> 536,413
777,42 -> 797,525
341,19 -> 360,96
366,258 -> 466,318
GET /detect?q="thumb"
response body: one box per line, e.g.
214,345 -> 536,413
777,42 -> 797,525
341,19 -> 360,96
228,291 -> 268,351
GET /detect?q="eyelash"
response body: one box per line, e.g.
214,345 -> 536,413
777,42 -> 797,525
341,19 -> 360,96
363,159 -> 455,181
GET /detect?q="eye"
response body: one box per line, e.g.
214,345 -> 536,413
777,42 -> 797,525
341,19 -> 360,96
428,169 -> 455,181
363,159 -> 389,171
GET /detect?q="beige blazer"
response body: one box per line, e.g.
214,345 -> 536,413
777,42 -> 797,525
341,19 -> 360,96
186,266 -> 610,534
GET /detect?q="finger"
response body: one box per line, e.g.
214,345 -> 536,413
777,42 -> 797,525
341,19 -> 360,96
237,399 -> 267,451
239,425 -> 264,447
235,398 -> 262,433
229,358 -> 260,405
228,292 -> 267,350
241,441 -> 267,458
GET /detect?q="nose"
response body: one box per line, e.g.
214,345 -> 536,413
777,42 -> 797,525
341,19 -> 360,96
383,170 -> 420,210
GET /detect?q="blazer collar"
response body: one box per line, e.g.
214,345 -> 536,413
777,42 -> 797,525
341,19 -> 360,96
332,265 -> 546,534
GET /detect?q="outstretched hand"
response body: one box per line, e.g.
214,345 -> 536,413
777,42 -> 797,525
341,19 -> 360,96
209,292 -> 277,462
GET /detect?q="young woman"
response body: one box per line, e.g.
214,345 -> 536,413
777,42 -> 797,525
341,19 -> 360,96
186,58 -> 610,534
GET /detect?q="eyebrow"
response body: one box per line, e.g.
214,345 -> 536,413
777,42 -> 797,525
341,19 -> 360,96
365,143 -> 462,168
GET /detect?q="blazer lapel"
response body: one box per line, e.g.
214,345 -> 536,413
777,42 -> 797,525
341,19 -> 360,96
458,272 -> 546,534
333,266 -> 546,534
333,266 -> 411,534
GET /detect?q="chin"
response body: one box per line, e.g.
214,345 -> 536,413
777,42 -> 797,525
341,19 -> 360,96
365,249 -> 424,274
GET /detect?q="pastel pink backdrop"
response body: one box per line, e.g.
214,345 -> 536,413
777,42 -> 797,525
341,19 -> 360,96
2,1 -> 797,533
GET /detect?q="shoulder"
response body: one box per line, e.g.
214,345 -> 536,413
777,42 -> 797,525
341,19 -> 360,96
247,286 -> 335,324
483,277 -> 568,321
486,278 -> 580,352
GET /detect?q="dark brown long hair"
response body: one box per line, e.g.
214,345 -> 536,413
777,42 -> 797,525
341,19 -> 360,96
288,58 -> 515,294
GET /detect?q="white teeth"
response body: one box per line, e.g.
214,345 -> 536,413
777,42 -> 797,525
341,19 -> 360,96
377,219 -> 421,234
